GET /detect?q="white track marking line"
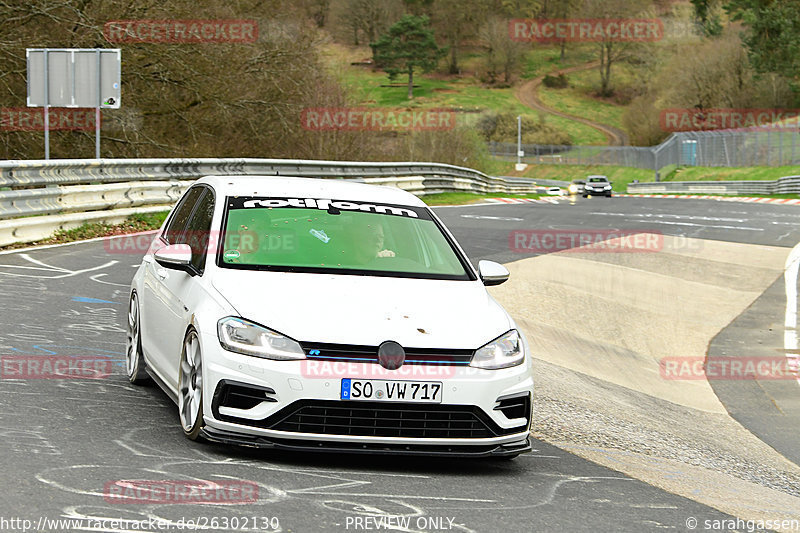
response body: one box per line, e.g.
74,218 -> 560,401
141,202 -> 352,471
0,254 -> 118,279
585,213 -> 763,231
431,202 -> 506,208
589,212 -> 747,223
785,242 -> 800,385
460,215 -> 523,221
89,273 -> 130,287
19,253 -> 72,272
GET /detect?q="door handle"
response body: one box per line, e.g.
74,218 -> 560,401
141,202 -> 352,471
156,268 -> 168,280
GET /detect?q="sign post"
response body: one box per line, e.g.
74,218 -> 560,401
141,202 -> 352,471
26,48 -> 121,159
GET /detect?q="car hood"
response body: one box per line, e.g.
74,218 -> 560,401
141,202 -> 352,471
211,269 -> 513,349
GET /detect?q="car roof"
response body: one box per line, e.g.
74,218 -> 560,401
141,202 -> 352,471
587,175 -> 608,180
195,175 -> 428,208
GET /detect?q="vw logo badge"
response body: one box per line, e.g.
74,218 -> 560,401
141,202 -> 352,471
378,341 -> 405,370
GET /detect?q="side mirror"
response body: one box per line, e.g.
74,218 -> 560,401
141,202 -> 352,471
478,260 -> 509,286
154,244 -> 194,274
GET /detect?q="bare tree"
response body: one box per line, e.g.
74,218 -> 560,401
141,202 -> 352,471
480,16 -> 527,84
0,0 -> 357,159
582,0 -> 650,97
432,0 -> 487,75
340,0 -> 400,45
538,0 -> 581,61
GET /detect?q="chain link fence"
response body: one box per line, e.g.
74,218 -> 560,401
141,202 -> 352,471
489,129 -> 800,179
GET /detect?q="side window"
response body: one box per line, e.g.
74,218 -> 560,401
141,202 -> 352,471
163,187 -> 204,244
184,190 -> 215,273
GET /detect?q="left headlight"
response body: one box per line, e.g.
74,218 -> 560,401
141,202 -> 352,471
470,330 -> 524,369
217,317 -> 306,360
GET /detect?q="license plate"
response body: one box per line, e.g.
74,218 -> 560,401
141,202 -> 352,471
340,379 -> 442,403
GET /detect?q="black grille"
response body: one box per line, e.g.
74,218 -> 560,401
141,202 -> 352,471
233,400 -> 524,439
300,342 -> 474,367
212,381 -> 277,413
494,393 -> 531,421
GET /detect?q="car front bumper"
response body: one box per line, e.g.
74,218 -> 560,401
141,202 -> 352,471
198,330 -> 534,455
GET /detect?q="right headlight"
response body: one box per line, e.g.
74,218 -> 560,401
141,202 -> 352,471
217,317 -> 306,360
470,330 -> 524,369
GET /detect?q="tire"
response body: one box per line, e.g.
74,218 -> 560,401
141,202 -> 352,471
178,329 -> 205,440
125,293 -> 150,384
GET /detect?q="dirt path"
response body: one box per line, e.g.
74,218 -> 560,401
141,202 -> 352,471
515,61 -> 630,146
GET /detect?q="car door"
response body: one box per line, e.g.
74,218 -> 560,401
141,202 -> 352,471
140,186 -> 210,389
160,187 -> 216,384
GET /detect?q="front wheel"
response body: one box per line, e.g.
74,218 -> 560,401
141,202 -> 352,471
125,293 -> 150,384
178,330 -> 205,440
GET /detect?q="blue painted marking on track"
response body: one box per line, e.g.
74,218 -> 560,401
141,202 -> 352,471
72,296 -> 119,304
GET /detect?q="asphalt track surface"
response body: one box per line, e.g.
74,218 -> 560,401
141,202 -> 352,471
0,196 -> 796,532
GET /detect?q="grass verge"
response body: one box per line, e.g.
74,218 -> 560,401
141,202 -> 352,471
485,161 -> 653,190
0,211 -> 170,252
422,192 -> 544,205
624,192 -> 800,199
664,165 -> 800,181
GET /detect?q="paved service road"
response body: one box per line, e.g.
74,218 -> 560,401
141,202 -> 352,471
0,196 -> 795,532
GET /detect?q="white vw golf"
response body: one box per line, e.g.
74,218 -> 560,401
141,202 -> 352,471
126,176 -> 534,457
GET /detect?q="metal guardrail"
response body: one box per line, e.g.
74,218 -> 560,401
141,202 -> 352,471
627,176 -> 800,195
0,158 -> 539,247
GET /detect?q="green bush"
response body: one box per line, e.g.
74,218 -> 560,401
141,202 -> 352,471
542,73 -> 569,89
476,112 -> 572,146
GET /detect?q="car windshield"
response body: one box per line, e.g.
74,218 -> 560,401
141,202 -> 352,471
218,196 -> 471,280
588,177 -> 608,183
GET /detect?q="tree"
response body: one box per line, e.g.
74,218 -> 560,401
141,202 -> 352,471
402,0 -> 434,16
621,30 -> 794,144
690,0 -> 723,36
302,0 -> 331,27
0,0 -> 368,160
432,0 -> 487,75
340,0 -> 399,45
494,0 -> 543,17
726,0 -> 800,88
539,0 -> 581,61
480,16 -> 527,84
371,15 -> 446,99
582,0 -> 649,97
